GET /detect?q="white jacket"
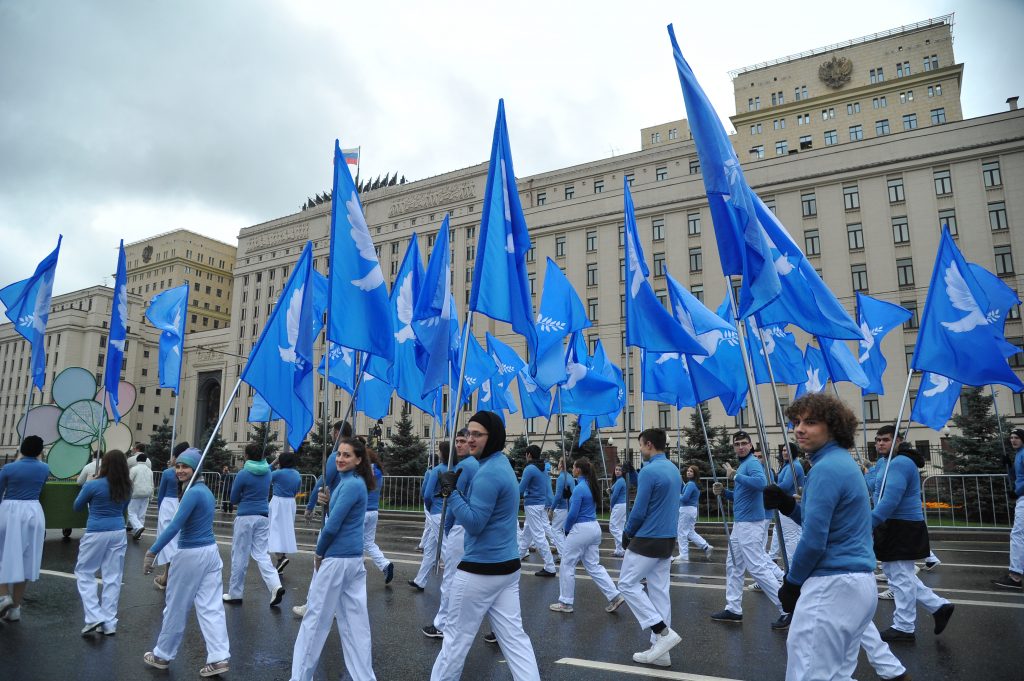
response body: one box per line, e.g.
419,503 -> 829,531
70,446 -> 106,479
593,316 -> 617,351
130,461 -> 155,498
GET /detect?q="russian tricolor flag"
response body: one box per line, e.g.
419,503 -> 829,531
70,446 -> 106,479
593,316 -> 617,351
341,147 -> 360,167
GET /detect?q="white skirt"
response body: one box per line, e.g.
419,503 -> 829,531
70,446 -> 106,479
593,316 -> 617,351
267,496 -> 297,554
155,497 -> 180,566
0,499 -> 45,582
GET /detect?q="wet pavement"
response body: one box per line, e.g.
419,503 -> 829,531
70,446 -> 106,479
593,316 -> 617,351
1,511 -> 1020,680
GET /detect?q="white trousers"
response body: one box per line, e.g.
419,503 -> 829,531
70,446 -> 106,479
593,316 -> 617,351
675,506 -> 709,559
725,521 -> 783,615
363,511 -> 389,572
413,512 -> 442,588
430,570 -> 540,681
154,543 -> 230,664
227,515 -> 281,599
418,507 -> 431,548
618,549 -> 671,642
785,572 -> 876,681
860,621 -> 907,678
155,497 -> 180,566
517,505 -> 554,571
544,508 -> 567,556
881,560 -> 949,633
558,521 -> 619,605
433,525 -> 466,631
1011,497 -> 1024,575
609,504 -> 626,553
75,529 -> 127,627
769,513 -> 803,566
290,556 -> 376,681
127,496 -> 149,531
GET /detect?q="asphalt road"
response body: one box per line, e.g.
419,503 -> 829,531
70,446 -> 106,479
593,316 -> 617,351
0,512 -> 1020,680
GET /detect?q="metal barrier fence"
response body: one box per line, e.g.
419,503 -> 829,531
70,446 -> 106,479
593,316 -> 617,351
147,470 -> 321,508
921,474 -> 1014,530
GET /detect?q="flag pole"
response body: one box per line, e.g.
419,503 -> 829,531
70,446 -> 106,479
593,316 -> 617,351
623,345 -> 635,518
878,371 -> 914,500
594,425 -> 610,514
170,389 -> 180,461
184,377 -> 242,493
991,386 -> 1011,475
675,408 -> 683,465
861,399 -> 871,469
20,383 -> 33,438
556,387 -> 568,474
816,335 -> 864,465
686,366 -> 732,544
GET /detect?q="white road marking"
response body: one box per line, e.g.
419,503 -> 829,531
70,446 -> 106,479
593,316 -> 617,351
39,569 -> 76,580
556,657 -> 743,680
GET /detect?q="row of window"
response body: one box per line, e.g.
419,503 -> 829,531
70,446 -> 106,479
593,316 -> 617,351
649,127 -> 681,144
533,163 -> 700,206
754,86 -> 943,136
752,110 -> 948,157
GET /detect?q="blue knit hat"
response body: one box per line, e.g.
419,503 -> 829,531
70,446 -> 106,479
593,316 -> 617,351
176,448 -> 202,471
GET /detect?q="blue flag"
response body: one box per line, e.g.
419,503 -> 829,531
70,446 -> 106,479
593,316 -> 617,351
247,392 -> 280,423
413,216 -> 454,397
795,345 -> 829,398
592,340 -> 625,428
457,334 -> 499,406
145,283 -> 189,392
701,296 -> 749,415
356,361 -> 393,421
327,140 -> 393,359
642,349 -> 694,409
532,258 -> 591,389
747,320 -> 807,385
1,237 -> 61,391
624,182 -> 707,355
911,229 -> 1023,390
856,293 -> 912,395
819,337 -> 870,389
560,332 -> 622,416
516,368 -> 552,419
911,372 -> 961,431
667,25 -> 780,319
318,342 -> 357,392
969,263 -> 1022,360
752,195 -> 861,339
469,100 -> 538,357
241,241 -> 316,449
104,241 -> 128,422
391,235 -> 435,416
486,333 -> 526,390
477,377 -> 518,423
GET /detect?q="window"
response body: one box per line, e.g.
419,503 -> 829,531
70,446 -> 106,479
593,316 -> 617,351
824,129 -> 838,146
624,173 -> 635,187
924,54 -> 939,71
773,118 -> 786,130
750,145 -> 764,160
843,185 -> 860,210
754,96 -> 760,110
794,85 -> 807,101
618,224 -> 625,247
735,407 -> 749,428
655,166 -> 668,181
864,396 -> 880,422
593,179 -> 604,194
536,191 -> 546,206
656,289 -> 667,307
691,284 -> 704,303
775,140 -> 788,156
653,252 -> 666,277
892,216 -> 910,244
1010,339 -> 1024,369
896,61 -> 910,78
902,113 -> 918,131
619,259 -> 626,282
983,160 -> 1002,188
771,91 -> 784,106
928,83 -> 942,97
748,98 -> 754,111
851,264 -> 869,292
797,113 -> 810,125
652,218 -> 664,241
620,294 -> 626,318
870,67 -> 884,83
651,131 -> 661,144
847,223 -> 864,250
586,231 -> 597,251
804,229 -> 820,256
989,201 -> 1009,231
658,404 -> 672,429
899,90 -> 914,104
587,298 -> 599,320
872,96 -> 887,109
821,107 -> 835,120
668,127 -> 678,140
799,135 -> 812,150
689,247 -> 702,272
564,185 -> 575,200
688,159 -> 700,175
586,263 -> 598,287
526,247 -> 535,262
1014,393 -> 1024,417
896,258 -> 915,287
801,192 -> 817,217
887,177 -> 905,203
529,274 -> 536,296
937,208 -> 958,236
934,169 -> 952,196
749,124 -> 762,136
849,124 -> 863,141
555,235 -> 566,257
687,212 -> 701,235
875,119 -> 890,136
1009,301 -> 1021,321
995,245 -> 1015,276
930,108 -> 946,124
847,101 -> 861,114
903,300 -> 919,329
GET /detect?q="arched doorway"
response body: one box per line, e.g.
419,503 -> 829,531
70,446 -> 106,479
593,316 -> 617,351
193,371 -> 222,445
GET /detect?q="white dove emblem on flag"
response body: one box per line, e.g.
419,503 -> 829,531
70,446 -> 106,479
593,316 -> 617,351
346,191 -> 385,291
804,367 -> 824,393
19,270 -> 55,334
394,274 -> 416,343
922,373 -> 952,397
278,285 -> 305,365
564,359 -> 587,390
109,282 -> 128,351
940,260 -> 997,333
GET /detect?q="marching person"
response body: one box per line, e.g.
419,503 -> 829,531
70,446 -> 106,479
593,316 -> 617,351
74,449 -> 131,636
517,445 -> 556,577
153,441 -> 190,590
673,465 -> 713,563
430,411 -> 541,681
872,440 -> 954,643
127,452 -> 153,541
549,457 -> 624,614
992,428 -> 1024,590
764,392 -> 900,680
224,443 -> 285,607
710,431 -> 787,629
269,451 -> 302,574
0,436 -> 50,623
143,449 -> 230,677
410,445 -> 447,591
609,464 -> 627,557
616,429 -> 683,667
769,445 -> 804,566
544,458 -> 572,559
363,447 -> 395,584
289,437 -> 377,681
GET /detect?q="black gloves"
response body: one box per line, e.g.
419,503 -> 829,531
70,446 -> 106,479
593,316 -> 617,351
779,578 -> 801,614
562,484 -> 573,500
438,469 -> 462,497
621,533 -> 631,551
763,484 -> 796,516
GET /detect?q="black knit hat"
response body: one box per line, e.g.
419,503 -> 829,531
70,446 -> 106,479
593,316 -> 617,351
1011,429 -> 1024,442
468,410 -> 506,456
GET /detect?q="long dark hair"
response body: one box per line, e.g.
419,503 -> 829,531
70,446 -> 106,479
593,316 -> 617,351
338,437 -> 376,491
685,465 -> 701,484
573,457 -> 600,504
100,450 -> 132,503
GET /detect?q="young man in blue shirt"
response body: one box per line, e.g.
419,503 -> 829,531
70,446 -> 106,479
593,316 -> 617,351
616,428 -> 682,667
993,428 -> 1024,590
517,446 -> 556,577
410,447 -> 449,590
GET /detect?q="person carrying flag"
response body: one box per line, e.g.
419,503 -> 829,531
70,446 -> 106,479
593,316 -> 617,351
269,452 -> 302,574
152,441 -> 190,590
673,465 -> 713,563
993,428 -> 1024,590
517,446 -> 556,578
409,446 -> 447,591
609,464 -> 627,557
544,458 -> 572,560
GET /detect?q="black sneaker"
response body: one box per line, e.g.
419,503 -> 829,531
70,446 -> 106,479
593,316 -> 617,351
133,527 -> 145,541
482,631 -> 498,644
880,627 -> 915,644
710,609 -> 743,623
408,580 -> 424,592
771,613 -> 792,631
421,625 -> 443,639
534,569 -> 556,578
276,557 -> 290,574
384,563 -> 394,585
270,586 -> 285,607
932,603 -> 954,635
991,574 -> 1023,590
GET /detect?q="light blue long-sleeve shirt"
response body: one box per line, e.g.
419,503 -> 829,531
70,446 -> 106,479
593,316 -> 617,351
367,464 -> 383,512
724,454 -> 768,522
864,460 -> 885,504
271,468 -> 302,498
445,456 -> 480,533
564,477 -> 597,535
0,457 -> 49,501
231,466 -> 272,516
519,463 -> 548,507
610,477 -> 626,507
156,467 -> 178,507
553,471 -> 572,511
777,461 -> 806,496
74,478 -> 128,532
679,480 -> 700,508
624,453 -> 681,538
1012,447 -> 1024,497
871,454 -> 924,526
423,463 -> 446,514
150,482 -> 215,553
316,470 -> 367,558
448,451 -> 520,564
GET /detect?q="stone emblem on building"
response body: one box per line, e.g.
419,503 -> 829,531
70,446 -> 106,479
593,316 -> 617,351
142,245 -> 153,263
818,56 -> 853,89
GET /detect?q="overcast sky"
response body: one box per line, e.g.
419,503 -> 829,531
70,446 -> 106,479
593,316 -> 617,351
2,0 -> 1021,299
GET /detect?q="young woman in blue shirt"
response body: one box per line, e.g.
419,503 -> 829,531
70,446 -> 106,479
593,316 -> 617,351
608,464 -> 627,557
269,451 -> 302,574
74,449 -> 131,636
0,436 -> 51,623
152,441 -> 191,589
673,465 -> 713,563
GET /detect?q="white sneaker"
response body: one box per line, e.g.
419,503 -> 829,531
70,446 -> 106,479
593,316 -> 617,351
875,571 -> 888,583
605,595 -> 625,613
672,555 -> 689,564
633,628 -> 681,664
81,622 -> 103,636
3,606 -> 20,622
745,582 -> 762,592
548,602 -> 573,613
922,558 -> 941,571
612,550 -> 625,557
878,589 -> 895,600
0,594 -> 13,619
292,603 -> 307,618
703,545 -> 714,559
102,623 -> 116,635
650,653 -> 671,667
